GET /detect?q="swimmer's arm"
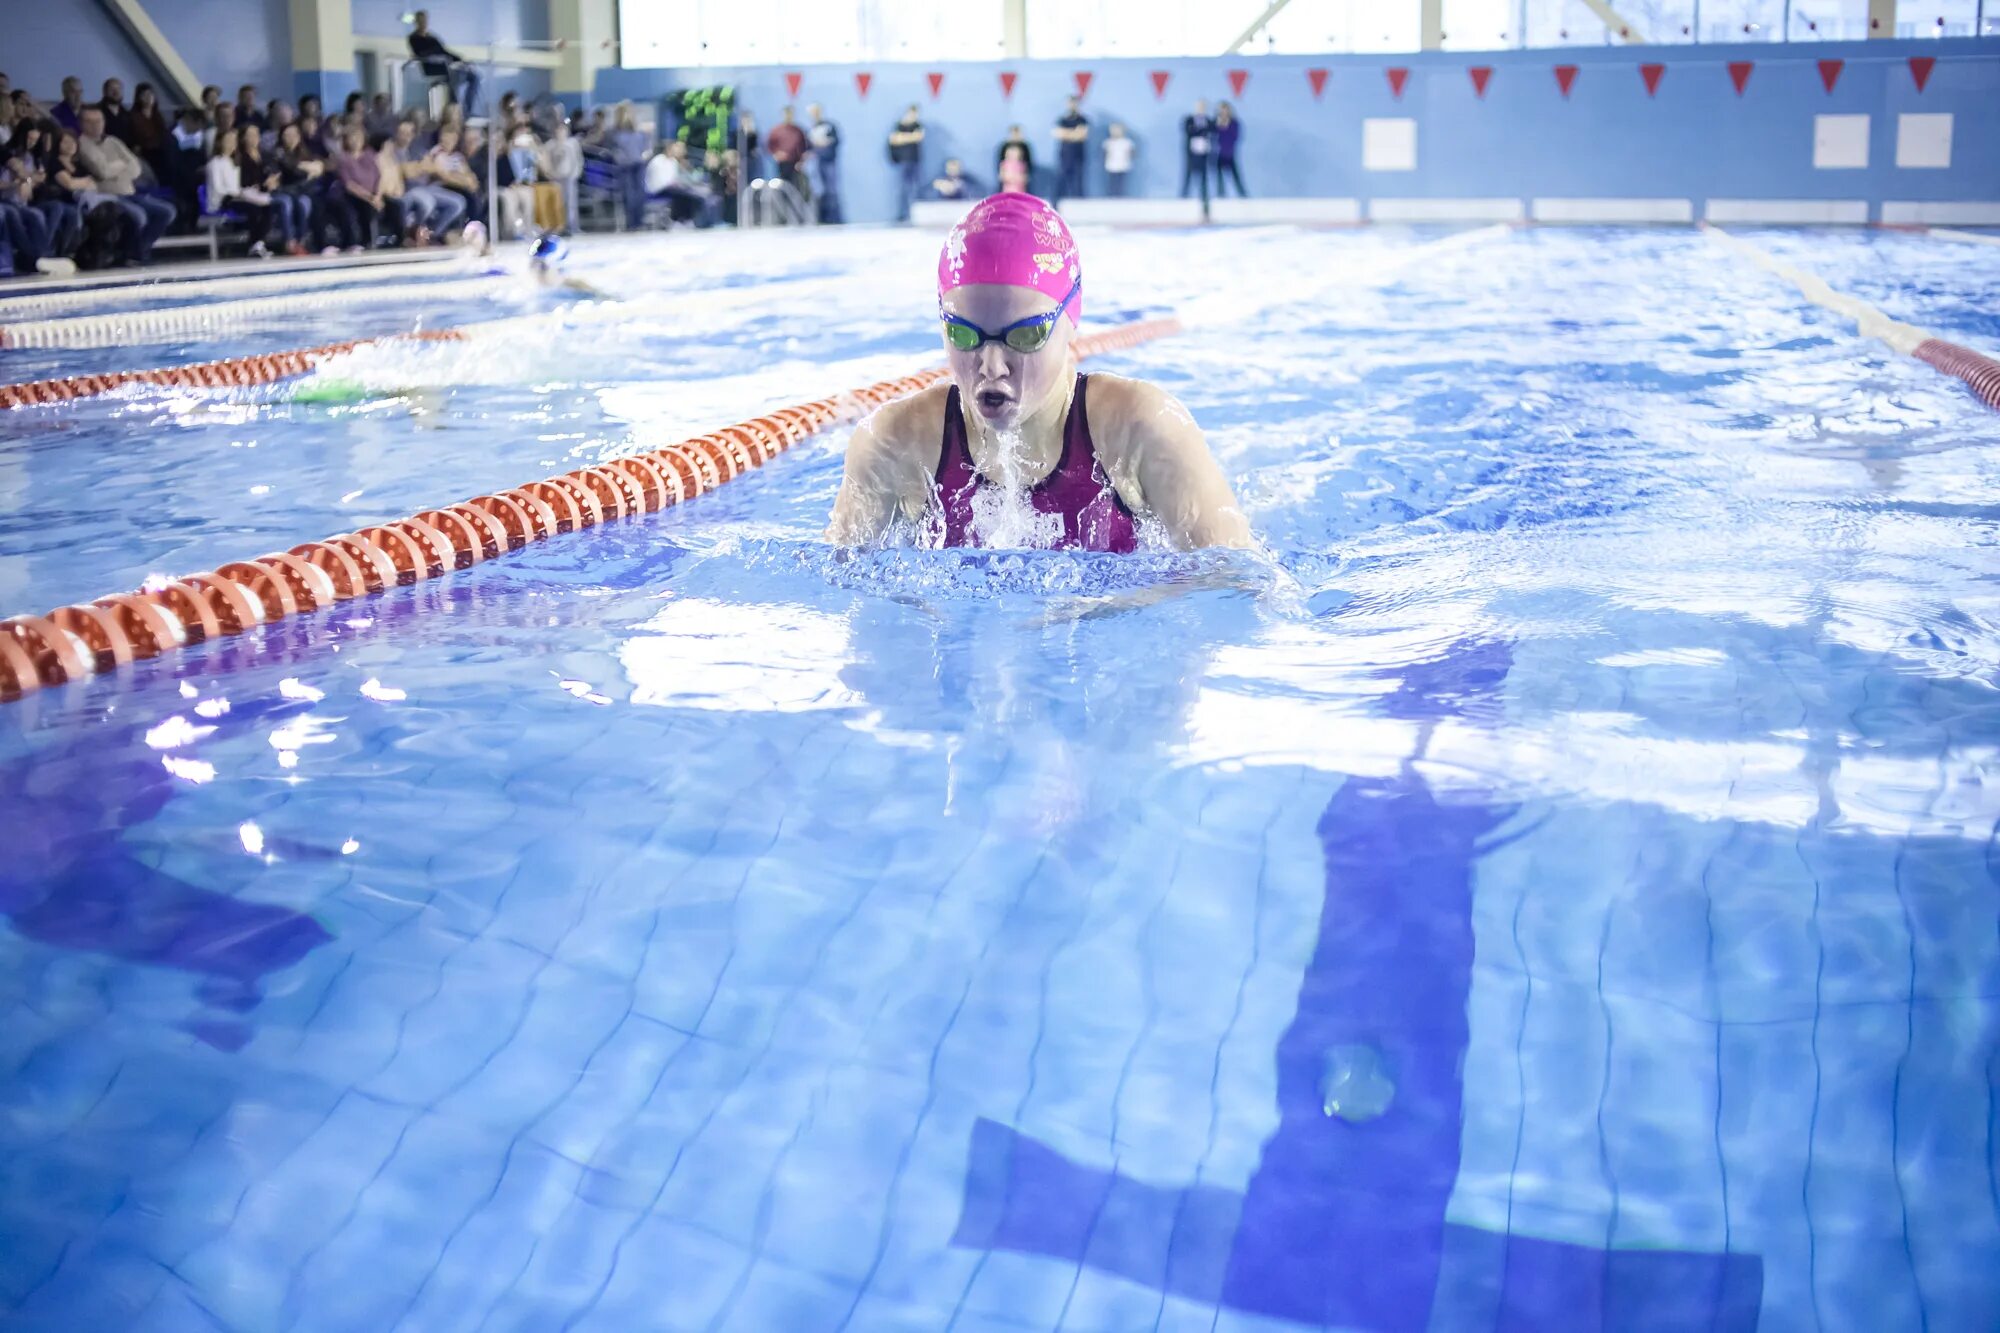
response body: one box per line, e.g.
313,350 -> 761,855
825,403 -> 931,545
1099,378 -> 1251,549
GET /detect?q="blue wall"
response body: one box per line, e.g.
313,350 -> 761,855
595,39 -> 2000,225
13,0 -> 292,106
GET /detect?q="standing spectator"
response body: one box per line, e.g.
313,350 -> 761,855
97,79 -> 132,143
583,106 -> 609,147
500,123 -> 543,236
1214,101 -> 1245,197
998,144 -> 1029,194
1052,95 -> 1087,203
1181,98 -> 1213,211
235,85 -> 265,133
332,123 -> 388,250
409,10 -> 479,113
765,105 -> 810,205
925,156 -> 982,202
608,102 -> 651,231
886,104 -> 922,222
996,124 -> 1033,185
206,127 -> 273,256
806,102 -> 841,224
736,110 -> 761,181
538,116 -> 581,235
51,78 -> 87,133
1103,122 -> 1135,197
75,106 -> 175,262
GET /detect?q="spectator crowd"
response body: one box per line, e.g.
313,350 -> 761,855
0,23 -> 1252,282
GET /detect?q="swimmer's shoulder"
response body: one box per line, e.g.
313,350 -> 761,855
859,380 -> 951,480
1080,371 -> 1198,468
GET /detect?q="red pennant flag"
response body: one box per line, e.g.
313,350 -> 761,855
1307,68 -> 1329,98
1728,61 -> 1753,95
1640,63 -> 1665,96
1909,55 -> 1936,92
1469,66 -> 1493,97
1386,67 -> 1410,99
926,71 -> 944,98
1150,70 -> 1171,98
1227,69 -> 1249,97
1554,65 -> 1578,98
854,72 -> 872,98
998,71 -> 1017,98
1817,59 -> 1843,93
784,71 -> 802,98
1074,71 -> 1093,97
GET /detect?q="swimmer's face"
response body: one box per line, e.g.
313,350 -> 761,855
940,283 -> 1075,429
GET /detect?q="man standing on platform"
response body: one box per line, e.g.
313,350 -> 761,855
807,103 -> 841,224
1052,94 -> 1088,204
1181,97 -> 1213,216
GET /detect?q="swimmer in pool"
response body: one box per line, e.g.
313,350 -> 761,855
528,230 -> 609,298
827,194 -> 1248,551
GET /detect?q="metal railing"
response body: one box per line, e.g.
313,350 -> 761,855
746,178 -> 815,228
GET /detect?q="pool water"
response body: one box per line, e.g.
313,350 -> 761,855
2,225 -> 1998,1333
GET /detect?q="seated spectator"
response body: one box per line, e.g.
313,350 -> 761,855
236,121 -> 311,254
1,133 -> 66,275
12,122 -> 82,261
48,130 -> 118,265
582,106 -> 609,147
207,104 -> 237,157
0,72 -> 14,137
388,118 -> 464,242
272,121 -> 329,252
51,77 -> 87,133
537,116 -> 580,235
408,10 -> 479,114
235,84 -> 265,132
199,85 -> 222,124
206,127 -> 274,257
642,140 -> 718,228
424,123 -> 482,224
75,106 -> 175,263
314,110 -> 344,158
365,93 -> 398,142
125,83 -> 187,216
97,78 -> 132,143
330,123 -> 389,250
262,100 -> 294,153
926,157 -> 983,202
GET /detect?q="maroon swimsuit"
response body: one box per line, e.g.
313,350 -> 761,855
936,373 -> 1139,552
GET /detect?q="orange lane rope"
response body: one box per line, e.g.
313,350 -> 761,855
0,317 -> 1181,701
0,330 -> 470,408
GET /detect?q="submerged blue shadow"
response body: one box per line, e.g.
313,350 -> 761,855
951,639 -> 1762,1331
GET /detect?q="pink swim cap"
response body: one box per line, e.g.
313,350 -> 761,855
938,194 -> 1082,325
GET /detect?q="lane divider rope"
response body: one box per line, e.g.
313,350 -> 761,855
0,254 -> 473,322
0,275 -> 512,350
0,330 -> 469,407
1928,228 -> 2000,250
0,317 -> 1181,701
1702,222 -> 2000,412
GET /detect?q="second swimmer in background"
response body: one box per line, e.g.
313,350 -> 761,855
827,193 -> 1248,551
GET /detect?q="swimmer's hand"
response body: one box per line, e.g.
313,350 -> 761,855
1032,555 -> 1271,626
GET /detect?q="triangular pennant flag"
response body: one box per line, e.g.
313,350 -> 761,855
1227,69 -> 1249,97
1469,66 -> 1493,97
1728,61 -> 1752,96
1150,70 -> 1171,99
854,72 -> 872,98
1387,67 -> 1410,99
1307,68 -> 1329,98
1640,63 -> 1665,96
1817,59 -> 1843,93
926,71 -> 945,98
998,71 -> 1017,98
1074,71 -> 1093,97
1909,55 -> 1935,92
784,71 -> 802,98
1554,65 -> 1578,98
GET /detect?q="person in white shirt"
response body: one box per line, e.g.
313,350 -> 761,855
205,128 -> 273,256
642,140 -> 719,228
1103,122 -> 1135,197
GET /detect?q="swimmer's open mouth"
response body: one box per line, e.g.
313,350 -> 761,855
975,390 -> 1012,414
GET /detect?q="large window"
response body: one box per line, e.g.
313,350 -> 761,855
618,0 -> 1989,65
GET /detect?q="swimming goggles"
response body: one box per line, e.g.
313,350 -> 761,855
940,278 -> 1079,353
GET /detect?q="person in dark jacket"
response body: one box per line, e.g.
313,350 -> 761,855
1214,101 -> 1245,197
408,10 -> 480,113
1181,99 -> 1213,210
